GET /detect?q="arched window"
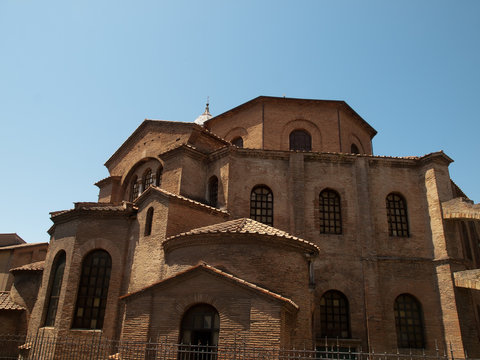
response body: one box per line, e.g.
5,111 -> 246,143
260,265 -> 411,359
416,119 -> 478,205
73,250 -> 112,329
351,144 -> 360,154
250,185 -> 273,226
468,222 -> 480,263
142,168 -> 154,191
130,175 -> 139,201
289,130 -> 312,151
145,207 -> 154,236
319,290 -> 350,339
179,304 -> 220,360
156,166 -> 163,187
394,294 -> 425,349
386,193 -> 409,237
461,221 -> 473,260
231,137 -> 243,148
208,176 -> 219,208
319,189 -> 342,234
44,251 -> 66,327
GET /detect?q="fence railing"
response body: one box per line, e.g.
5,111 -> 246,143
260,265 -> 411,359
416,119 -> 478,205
0,334 -> 474,360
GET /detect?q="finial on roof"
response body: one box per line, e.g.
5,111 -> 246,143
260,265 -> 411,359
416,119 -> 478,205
194,96 -> 213,125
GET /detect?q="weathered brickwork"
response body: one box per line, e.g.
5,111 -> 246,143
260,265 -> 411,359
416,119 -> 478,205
6,96 -> 480,359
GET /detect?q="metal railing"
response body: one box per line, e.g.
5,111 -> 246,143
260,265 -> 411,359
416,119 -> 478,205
0,334 -> 474,360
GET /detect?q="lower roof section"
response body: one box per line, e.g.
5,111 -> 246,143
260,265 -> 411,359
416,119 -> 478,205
454,269 -> 480,290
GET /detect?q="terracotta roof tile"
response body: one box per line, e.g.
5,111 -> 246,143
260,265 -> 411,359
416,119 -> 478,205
10,261 -> 45,272
231,147 -> 451,162
0,242 -> 48,251
135,187 -> 229,215
166,218 -> 319,252
201,263 -> 298,309
51,202 -> 136,218
0,292 -> 24,311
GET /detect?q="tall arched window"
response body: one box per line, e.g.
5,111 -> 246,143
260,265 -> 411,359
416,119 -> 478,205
142,168 -> 154,191
231,137 -> 243,148
44,251 -> 66,327
468,222 -> 480,263
386,193 -> 409,237
156,166 -> 163,187
250,185 -> 273,226
461,221 -> 473,260
319,189 -> 342,234
394,294 -> 425,349
208,176 -> 218,208
179,304 -> 220,360
130,175 -> 139,201
289,130 -> 312,151
73,250 -> 112,329
319,290 -> 350,339
351,144 -> 360,154
145,207 -> 154,236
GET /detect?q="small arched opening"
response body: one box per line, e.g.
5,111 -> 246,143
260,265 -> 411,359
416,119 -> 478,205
289,129 -> 312,151
179,304 -> 220,360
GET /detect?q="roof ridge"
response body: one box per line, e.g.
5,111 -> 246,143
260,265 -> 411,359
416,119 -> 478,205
238,218 -> 249,231
135,187 -> 229,215
164,217 -> 320,253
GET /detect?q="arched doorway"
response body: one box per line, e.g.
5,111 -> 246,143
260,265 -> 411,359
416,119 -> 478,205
179,304 -> 219,360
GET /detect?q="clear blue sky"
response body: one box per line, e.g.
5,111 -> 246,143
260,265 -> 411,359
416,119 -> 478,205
1,0 -> 479,243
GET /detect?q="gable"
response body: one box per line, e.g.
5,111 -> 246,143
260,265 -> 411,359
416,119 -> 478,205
105,120 -> 195,176
120,264 -> 297,312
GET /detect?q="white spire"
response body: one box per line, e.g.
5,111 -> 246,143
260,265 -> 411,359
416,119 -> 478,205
194,97 -> 213,125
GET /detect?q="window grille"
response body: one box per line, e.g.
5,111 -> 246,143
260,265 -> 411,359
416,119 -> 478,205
250,185 -> 273,226
72,250 -> 112,330
130,176 -> 139,201
319,189 -> 342,234
289,130 -> 312,151
44,251 -> 66,327
394,294 -> 425,349
386,193 -> 409,237
319,290 -> 350,339
143,168 -> 154,190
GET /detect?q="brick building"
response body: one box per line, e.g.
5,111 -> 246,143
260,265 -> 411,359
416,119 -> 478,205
11,96 -> 480,357
0,234 -> 47,335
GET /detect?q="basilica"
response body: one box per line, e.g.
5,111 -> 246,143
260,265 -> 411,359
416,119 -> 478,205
3,96 -> 480,358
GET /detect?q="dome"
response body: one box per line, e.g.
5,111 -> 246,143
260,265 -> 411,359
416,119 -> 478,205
194,101 -> 213,125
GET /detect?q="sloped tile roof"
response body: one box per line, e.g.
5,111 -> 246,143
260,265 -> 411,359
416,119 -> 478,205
134,186 -> 229,215
50,202 -> 136,219
0,292 -> 24,311
10,261 -> 45,272
120,263 -> 298,311
166,218 -> 319,253
0,242 -> 48,251
454,269 -> 480,290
